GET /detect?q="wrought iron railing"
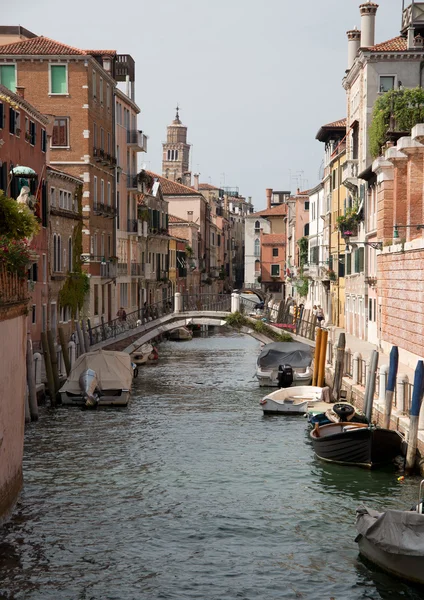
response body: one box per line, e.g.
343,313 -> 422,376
181,293 -> 231,312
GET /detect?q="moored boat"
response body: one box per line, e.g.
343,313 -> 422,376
260,386 -> 329,415
169,326 -> 193,341
310,422 -> 404,468
256,341 -> 313,387
59,349 -> 133,407
355,481 -> 424,584
131,343 -> 157,365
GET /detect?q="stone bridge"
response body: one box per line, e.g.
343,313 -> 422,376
87,293 -> 248,354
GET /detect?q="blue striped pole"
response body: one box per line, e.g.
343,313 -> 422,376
406,360 -> 424,474
383,346 -> 398,429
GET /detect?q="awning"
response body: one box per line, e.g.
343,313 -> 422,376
10,166 -> 37,178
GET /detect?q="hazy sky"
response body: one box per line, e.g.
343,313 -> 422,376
6,0 -> 402,209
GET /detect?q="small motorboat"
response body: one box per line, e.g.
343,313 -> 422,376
260,386 -> 329,415
256,341 -> 313,387
131,343 -> 155,365
308,402 -> 369,427
355,481 -> 424,584
169,326 -> 193,341
59,349 -> 133,407
310,422 -> 404,468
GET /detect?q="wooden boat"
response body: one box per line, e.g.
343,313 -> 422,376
260,386 -> 328,415
310,422 -> 404,468
169,326 -> 193,341
131,343 -> 157,365
355,481 -> 424,584
59,349 -> 133,407
308,402 -> 369,427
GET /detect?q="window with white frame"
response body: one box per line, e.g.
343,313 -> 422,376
254,220 -> 260,232
271,264 -> 280,277
49,64 -> 68,94
107,182 -> 111,206
50,186 -> 56,207
379,75 -> 395,93
52,117 -> 69,147
53,234 -> 57,271
68,237 -> 72,272
0,64 -> 16,92
93,176 -> 98,208
254,239 -> 260,257
100,179 -> 104,204
57,235 -> 62,271
42,254 -> 47,282
59,189 -> 64,208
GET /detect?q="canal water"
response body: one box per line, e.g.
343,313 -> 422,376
1,331 -> 423,600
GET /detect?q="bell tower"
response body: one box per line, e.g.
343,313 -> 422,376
162,105 -> 191,186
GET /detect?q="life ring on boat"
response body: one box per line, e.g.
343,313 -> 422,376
333,402 -> 355,421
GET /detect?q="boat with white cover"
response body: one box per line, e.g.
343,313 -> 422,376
256,342 -> 313,387
355,481 -> 424,584
131,343 -> 155,365
260,386 -> 329,415
59,349 -> 133,407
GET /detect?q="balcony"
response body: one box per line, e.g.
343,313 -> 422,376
157,269 -> 168,282
100,262 -> 116,278
127,218 -> 138,233
130,263 -> 144,276
127,174 -> 138,190
93,148 -> 117,168
117,262 -> 128,276
342,159 -> 359,192
127,130 -> 148,152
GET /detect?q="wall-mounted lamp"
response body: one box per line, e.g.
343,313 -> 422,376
345,241 -> 383,251
393,224 -> 424,239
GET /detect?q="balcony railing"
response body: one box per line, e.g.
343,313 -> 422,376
100,262 -> 116,278
127,174 -> 138,189
157,269 -> 168,282
93,148 -> 117,168
127,218 -> 138,233
117,263 -> 128,276
130,263 -> 144,276
126,130 -> 148,152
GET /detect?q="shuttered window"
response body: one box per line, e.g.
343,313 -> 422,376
0,65 -> 16,92
52,118 -> 69,147
50,65 -> 67,94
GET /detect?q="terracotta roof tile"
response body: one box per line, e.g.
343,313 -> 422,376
0,84 -> 48,123
261,234 -> 285,245
85,49 -> 117,56
250,204 -> 288,218
198,183 -> 220,190
321,118 -> 346,129
369,36 -> 407,52
147,171 -> 202,197
0,36 -> 86,55
169,214 -> 187,224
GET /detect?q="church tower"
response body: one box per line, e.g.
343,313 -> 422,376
162,106 -> 191,186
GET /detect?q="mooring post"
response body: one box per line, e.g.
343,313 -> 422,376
26,334 -> 39,421
332,332 -> 346,401
378,364 -> 388,404
396,373 -> 408,414
58,327 -> 71,376
383,346 -> 398,430
87,318 -> 93,346
41,331 -> 56,406
312,328 -> 322,387
364,350 -> 379,423
352,352 -> 361,385
174,292 -> 182,313
76,321 -> 86,354
406,360 -> 424,474
317,329 -> 328,388
33,352 -> 42,385
231,293 -> 240,313
47,330 -> 60,401
68,341 -> 76,368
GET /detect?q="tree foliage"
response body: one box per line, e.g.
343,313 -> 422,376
0,189 -> 39,240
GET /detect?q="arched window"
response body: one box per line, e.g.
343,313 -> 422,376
255,259 -> 260,274
254,220 -> 260,232
254,239 -> 260,257
68,237 -> 72,272
53,234 -> 57,272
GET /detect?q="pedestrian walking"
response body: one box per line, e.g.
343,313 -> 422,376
316,305 -> 324,326
117,306 -> 127,322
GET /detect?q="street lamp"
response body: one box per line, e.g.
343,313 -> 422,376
345,241 -> 383,251
393,224 -> 424,239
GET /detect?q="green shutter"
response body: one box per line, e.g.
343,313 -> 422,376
51,65 -> 67,94
0,65 -> 16,92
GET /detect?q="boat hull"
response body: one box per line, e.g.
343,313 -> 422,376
256,367 -> 312,387
357,537 -> 424,584
261,386 -> 325,415
311,424 -> 403,468
60,390 -> 130,407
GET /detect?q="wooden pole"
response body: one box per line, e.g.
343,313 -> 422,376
332,332 -> 346,401
26,334 -> 38,421
317,329 -> 328,388
76,320 -> 86,354
101,316 -> 106,341
87,318 -> 93,346
47,330 -> 60,400
82,319 -> 91,352
365,350 -> 379,423
41,331 -> 56,406
312,328 -> 322,387
383,346 -> 398,430
58,326 -> 71,376
25,387 -> 31,423
406,360 -> 424,474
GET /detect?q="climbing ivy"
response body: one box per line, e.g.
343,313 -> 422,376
295,272 -> 309,298
58,185 -> 89,317
297,237 -> 308,267
369,87 -> 424,158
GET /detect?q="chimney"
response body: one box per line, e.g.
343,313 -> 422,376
347,28 -> 361,69
193,173 -> 199,191
359,2 -> 379,48
266,188 -> 272,209
408,25 -> 415,49
15,86 -> 25,98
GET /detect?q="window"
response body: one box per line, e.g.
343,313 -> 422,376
304,201 -> 310,210
49,64 -> 68,94
380,76 -> 395,93
57,235 -> 61,271
52,118 -> 69,147
94,284 -> 99,315
94,233 -> 97,257
101,233 -> 105,259
106,84 -> 111,110
93,122 -> 97,148
0,103 -> 3,129
107,182 -> 111,206
15,111 -> 20,136
100,179 -> 104,204
29,121 -> 36,145
107,132 -> 111,154
272,247 -> 279,257
41,129 -> 47,152
271,264 -> 280,277
90,236 -> 94,256
99,77 -> 103,104
25,117 -> 29,141
42,305 -> 47,333
100,127 -> 104,150
93,176 -> 98,208
92,70 -> 97,99
310,246 -> 319,265
42,254 -> 47,283
304,223 -> 309,236
0,65 -> 16,92
254,239 -> 260,257
369,298 -> 373,322
254,220 -> 260,232
53,235 -> 57,272
59,190 -> 64,208
32,304 -> 36,325
9,107 -> 16,134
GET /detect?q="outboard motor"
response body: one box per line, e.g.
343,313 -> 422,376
79,368 -> 99,409
277,364 -> 294,388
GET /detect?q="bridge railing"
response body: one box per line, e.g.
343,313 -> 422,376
88,296 -> 174,345
181,293 -> 231,313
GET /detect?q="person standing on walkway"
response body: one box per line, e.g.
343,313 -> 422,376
316,305 -> 324,326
